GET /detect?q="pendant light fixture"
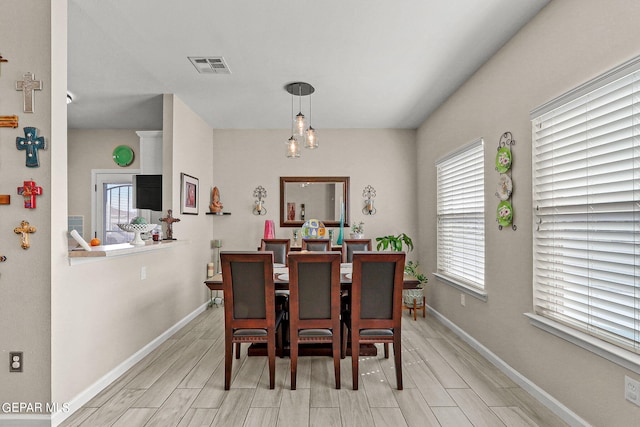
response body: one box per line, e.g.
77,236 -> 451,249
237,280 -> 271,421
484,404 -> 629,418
285,82 -> 318,157
286,87 -> 300,158
305,89 -> 318,149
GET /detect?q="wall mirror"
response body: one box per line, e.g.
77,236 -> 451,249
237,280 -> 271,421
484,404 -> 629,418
280,176 -> 350,227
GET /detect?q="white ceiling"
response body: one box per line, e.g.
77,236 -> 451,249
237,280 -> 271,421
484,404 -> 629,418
67,0 -> 549,130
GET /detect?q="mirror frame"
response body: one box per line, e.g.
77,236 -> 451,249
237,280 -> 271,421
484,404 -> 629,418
280,176 -> 350,228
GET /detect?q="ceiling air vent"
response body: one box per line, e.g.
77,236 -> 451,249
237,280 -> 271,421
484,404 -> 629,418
188,56 -> 231,74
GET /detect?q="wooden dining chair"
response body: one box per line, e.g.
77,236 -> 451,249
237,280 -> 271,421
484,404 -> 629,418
341,239 -> 372,263
220,251 -> 284,390
260,238 -> 291,266
287,251 -> 342,390
349,251 -> 405,390
301,239 -> 331,251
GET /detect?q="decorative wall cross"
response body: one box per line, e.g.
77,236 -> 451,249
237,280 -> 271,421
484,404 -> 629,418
17,180 -> 42,209
160,209 -> 180,240
16,72 -> 42,113
0,195 -> 9,205
16,127 -> 46,167
14,220 -> 36,249
0,115 -> 18,128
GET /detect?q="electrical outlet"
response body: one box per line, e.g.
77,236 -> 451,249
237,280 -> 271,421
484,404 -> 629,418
140,266 -> 147,280
9,352 -> 23,373
460,293 -> 466,307
625,376 -> 640,407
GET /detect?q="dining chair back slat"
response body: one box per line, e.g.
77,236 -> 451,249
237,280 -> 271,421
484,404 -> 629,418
341,239 -> 372,263
288,251 -> 342,390
260,238 -> 290,265
221,251 -> 281,390
350,251 -> 405,390
301,239 -> 331,251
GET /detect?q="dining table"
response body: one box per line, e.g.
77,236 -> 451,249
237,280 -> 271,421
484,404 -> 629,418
204,262 -> 420,357
204,262 -> 420,293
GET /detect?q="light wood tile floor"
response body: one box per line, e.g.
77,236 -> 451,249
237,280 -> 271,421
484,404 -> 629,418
61,307 -> 570,427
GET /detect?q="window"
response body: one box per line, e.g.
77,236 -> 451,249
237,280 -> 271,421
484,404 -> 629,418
103,183 -> 137,244
531,58 -> 640,355
92,171 -> 139,244
436,138 -> 485,293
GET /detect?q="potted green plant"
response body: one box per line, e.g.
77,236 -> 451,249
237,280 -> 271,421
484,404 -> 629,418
376,233 -> 427,318
375,232 -> 414,252
350,221 -> 365,239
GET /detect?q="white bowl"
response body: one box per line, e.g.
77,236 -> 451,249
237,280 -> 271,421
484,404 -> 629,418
117,223 -> 157,245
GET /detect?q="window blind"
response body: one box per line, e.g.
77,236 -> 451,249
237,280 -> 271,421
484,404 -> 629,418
436,139 -> 485,289
532,63 -> 640,354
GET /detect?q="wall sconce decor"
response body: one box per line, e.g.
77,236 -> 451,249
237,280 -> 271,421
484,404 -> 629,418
362,185 -> 377,215
253,185 -> 267,215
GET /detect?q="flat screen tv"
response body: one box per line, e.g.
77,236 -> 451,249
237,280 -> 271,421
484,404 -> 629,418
133,174 -> 162,211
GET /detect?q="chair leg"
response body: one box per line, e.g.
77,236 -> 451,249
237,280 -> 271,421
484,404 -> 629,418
333,334 -> 341,389
413,298 -> 417,321
267,332 -> 276,390
276,319 -> 284,358
384,343 -> 389,359
224,338 -> 233,390
422,296 -> 426,318
290,332 -> 298,390
393,335 -> 403,390
341,321 -> 348,359
235,342 -> 241,359
351,339 -> 359,390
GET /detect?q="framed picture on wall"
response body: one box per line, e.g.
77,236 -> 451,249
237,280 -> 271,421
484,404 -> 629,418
180,173 -> 199,214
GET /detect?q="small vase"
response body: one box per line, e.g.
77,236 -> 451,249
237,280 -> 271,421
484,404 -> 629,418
350,233 -> 364,239
264,220 -> 275,239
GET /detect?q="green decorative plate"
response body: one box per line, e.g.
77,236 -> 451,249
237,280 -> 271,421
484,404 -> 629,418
112,145 -> 134,167
497,200 -> 513,227
496,147 -> 512,173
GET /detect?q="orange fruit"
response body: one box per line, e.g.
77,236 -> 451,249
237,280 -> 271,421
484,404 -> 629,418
90,238 -> 101,246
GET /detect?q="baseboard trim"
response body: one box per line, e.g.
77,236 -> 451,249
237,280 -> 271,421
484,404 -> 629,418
0,414 -> 50,426
51,301 -> 209,427
427,306 -> 591,427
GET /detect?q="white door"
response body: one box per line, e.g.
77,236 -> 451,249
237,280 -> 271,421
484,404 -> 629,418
92,170 -> 140,244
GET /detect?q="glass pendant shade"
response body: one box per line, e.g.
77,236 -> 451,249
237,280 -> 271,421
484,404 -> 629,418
286,136 -> 300,158
294,112 -> 306,136
305,126 -> 318,149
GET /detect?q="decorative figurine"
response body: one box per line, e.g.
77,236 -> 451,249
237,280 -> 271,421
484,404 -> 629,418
209,187 -> 223,213
14,220 -> 36,249
0,115 -> 18,128
17,180 -> 42,209
16,72 -> 42,113
16,127 -> 46,167
160,209 -> 180,240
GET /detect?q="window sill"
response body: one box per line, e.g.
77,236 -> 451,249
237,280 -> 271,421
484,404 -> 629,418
524,313 -> 640,375
433,272 -> 487,302
68,239 -> 186,265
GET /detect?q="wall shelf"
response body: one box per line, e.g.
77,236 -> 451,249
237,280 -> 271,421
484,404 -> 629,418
206,212 -> 231,215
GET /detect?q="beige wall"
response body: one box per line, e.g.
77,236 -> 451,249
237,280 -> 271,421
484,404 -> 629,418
0,0 -> 53,410
6,1 -> 639,425
211,129 -> 418,258
67,129 -> 141,241
51,95 -> 214,411
417,1 -> 640,425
